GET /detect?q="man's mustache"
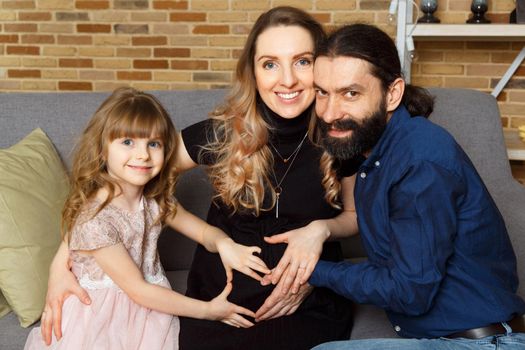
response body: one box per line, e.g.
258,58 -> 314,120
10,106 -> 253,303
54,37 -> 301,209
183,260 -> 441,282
318,116 -> 361,133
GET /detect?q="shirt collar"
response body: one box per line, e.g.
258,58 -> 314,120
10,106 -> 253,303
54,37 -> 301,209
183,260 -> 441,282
360,104 -> 411,169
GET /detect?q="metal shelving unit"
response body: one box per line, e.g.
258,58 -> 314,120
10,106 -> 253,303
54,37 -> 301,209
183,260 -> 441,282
395,1 -> 525,97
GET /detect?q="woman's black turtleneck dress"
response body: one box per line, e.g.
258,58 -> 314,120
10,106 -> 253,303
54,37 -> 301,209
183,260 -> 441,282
178,103 -> 353,350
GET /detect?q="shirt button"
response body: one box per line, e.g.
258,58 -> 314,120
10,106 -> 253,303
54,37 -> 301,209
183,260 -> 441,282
374,161 -> 380,167
394,325 -> 401,332
360,172 -> 367,179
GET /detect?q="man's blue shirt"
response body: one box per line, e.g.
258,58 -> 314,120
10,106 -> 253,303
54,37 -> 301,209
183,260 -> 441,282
310,105 -> 525,338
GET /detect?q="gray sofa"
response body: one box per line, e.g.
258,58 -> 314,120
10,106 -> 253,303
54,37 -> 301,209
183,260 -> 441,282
1,88 -> 524,349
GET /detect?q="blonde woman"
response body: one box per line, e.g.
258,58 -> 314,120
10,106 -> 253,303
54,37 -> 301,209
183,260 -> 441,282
175,7 -> 358,349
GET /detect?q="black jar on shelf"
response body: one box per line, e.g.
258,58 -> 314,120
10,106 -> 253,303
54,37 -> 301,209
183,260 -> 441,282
467,0 -> 491,24
418,0 -> 441,23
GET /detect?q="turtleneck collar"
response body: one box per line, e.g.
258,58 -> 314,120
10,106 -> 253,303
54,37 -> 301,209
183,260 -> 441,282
257,97 -> 312,141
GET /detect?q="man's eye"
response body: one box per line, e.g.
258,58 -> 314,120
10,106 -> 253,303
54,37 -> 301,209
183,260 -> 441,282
315,89 -> 327,97
345,91 -> 358,98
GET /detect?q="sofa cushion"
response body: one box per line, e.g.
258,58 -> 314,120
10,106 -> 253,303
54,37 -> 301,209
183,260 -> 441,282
0,128 -> 69,327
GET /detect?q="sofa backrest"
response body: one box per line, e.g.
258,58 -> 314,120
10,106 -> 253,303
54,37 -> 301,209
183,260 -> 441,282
1,88 -> 523,297
0,90 -> 227,167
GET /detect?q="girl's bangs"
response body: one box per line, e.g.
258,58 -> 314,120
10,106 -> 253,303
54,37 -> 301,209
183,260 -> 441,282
107,100 -> 169,141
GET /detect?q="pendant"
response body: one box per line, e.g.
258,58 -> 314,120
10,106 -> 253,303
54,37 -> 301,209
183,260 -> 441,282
275,186 -> 282,218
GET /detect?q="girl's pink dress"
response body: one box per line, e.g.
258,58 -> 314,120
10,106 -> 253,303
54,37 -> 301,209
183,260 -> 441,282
24,198 -> 179,350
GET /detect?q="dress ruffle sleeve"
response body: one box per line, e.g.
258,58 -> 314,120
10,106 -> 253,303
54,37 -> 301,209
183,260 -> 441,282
69,214 -> 120,251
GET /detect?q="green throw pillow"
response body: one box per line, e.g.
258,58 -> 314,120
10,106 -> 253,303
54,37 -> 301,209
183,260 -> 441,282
0,128 -> 69,327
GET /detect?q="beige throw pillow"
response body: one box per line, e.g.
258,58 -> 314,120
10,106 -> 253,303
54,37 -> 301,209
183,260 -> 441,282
0,128 -> 69,327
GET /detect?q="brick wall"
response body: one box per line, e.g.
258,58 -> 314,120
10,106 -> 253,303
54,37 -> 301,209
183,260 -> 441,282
0,0 -> 523,129
1,0 -> 524,183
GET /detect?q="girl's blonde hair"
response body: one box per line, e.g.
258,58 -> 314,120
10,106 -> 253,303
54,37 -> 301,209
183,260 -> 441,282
62,87 -> 178,240
202,6 -> 326,215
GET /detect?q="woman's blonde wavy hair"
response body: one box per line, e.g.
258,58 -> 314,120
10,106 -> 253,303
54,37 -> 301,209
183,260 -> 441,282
319,152 -> 343,209
62,87 -> 179,241
202,6 -> 327,215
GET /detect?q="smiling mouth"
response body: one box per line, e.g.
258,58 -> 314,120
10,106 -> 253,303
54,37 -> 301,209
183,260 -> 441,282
128,165 -> 152,171
276,91 -> 300,100
328,128 -> 352,138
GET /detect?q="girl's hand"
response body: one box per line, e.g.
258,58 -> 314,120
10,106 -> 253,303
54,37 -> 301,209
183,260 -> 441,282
263,220 -> 328,294
207,283 -> 255,328
216,237 -> 271,282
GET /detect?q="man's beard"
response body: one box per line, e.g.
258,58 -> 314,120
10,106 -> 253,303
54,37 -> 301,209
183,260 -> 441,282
318,98 -> 388,160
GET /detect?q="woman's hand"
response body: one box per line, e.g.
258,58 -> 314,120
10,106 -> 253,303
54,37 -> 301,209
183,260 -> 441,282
207,282 -> 255,328
41,254 -> 91,345
263,220 -> 329,294
255,267 -> 313,321
40,240 -> 90,345
216,237 -> 271,282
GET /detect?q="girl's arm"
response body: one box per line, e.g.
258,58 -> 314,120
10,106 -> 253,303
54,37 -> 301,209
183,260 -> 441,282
165,203 -> 270,282
263,175 -> 358,293
41,240 -> 92,346
90,243 -> 254,328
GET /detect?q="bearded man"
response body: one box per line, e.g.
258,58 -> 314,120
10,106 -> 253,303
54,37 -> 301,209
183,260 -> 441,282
309,24 -> 525,350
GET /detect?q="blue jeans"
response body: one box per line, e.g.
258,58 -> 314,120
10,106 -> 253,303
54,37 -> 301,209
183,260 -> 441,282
312,323 -> 525,350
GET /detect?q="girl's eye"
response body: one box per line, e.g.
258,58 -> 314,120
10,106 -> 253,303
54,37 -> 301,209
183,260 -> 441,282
148,141 -> 162,148
262,61 -> 277,70
122,139 -> 133,146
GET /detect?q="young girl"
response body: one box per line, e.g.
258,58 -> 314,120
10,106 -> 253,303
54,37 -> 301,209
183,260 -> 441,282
24,87 -> 270,350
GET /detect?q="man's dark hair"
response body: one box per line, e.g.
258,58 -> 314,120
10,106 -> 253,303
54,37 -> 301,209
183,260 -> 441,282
317,24 -> 434,117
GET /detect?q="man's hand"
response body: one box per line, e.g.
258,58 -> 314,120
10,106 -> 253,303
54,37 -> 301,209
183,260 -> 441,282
255,267 -> 313,321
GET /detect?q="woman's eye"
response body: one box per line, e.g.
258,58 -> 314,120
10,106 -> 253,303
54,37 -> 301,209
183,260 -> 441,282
122,139 -> 133,146
296,58 -> 312,67
148,141 -> 162,148
262,61 -> 276,70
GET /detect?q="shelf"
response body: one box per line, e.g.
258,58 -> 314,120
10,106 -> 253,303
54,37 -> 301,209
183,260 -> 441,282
407,24 -> 525,41
396,0 -> 525,94
504,128 -> 525,161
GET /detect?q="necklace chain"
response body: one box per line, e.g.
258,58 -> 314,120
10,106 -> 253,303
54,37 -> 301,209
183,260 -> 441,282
269,131 -> 308,163
270,131 -> 308,218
